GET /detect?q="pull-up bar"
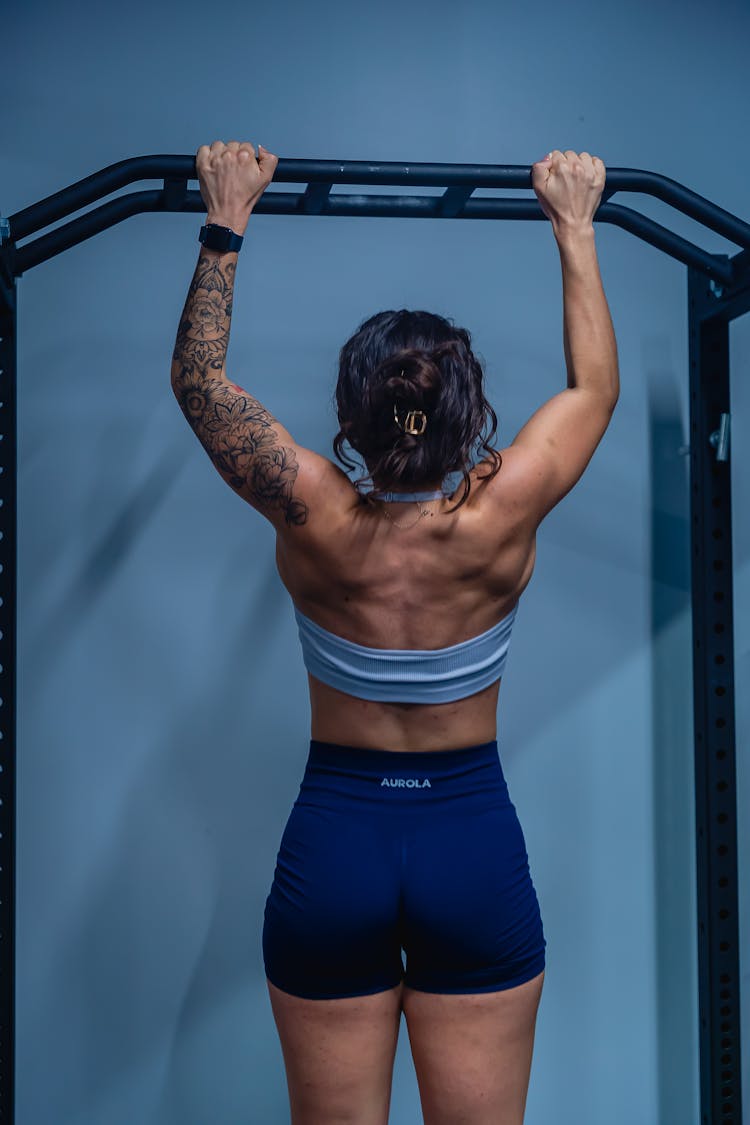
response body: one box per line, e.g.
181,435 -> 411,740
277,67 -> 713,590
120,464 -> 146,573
0,154 -> 747,1125
4,156 -> 750,285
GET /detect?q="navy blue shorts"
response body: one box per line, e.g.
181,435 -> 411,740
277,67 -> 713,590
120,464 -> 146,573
262,739 -> 546,1000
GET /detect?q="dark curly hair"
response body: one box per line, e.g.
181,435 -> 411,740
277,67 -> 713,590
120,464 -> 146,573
332,309 -> 502,513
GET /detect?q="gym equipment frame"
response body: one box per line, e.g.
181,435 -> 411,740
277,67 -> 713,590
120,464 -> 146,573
1,156 -> 748,1124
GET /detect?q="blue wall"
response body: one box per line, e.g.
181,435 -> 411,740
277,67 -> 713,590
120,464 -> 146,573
5,0 -> 749,1122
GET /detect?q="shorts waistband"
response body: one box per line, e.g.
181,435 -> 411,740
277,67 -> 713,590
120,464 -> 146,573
307,738 -> 500,774
299,739 -> 510,810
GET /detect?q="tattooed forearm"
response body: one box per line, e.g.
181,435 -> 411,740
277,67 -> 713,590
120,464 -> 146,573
172,366 -> 309,526
172,250 -> 236,375
170,247 -> 309,527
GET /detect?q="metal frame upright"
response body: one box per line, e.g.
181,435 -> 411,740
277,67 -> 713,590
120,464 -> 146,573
1,156 -> 748,1124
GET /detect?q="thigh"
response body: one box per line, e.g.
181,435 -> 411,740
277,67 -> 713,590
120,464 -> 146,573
402,969 -> 545,1125
267,978 -> 404,1125
263,800 -> 406,1123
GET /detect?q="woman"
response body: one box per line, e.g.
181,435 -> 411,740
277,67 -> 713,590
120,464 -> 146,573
172,142 -> 617,1125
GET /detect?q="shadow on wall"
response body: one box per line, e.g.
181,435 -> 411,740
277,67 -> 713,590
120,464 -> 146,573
27,439 -> 187,684
646,349 -> 699,1125
45,547 -> 292,1124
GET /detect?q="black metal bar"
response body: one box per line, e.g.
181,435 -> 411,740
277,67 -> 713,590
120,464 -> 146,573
687,267 -> 742,1125
0,232 -> 17,1125
301,181 -> 333,215
9,187 -> 737,286
439,186 -> 476,218
8,155 -> 750,253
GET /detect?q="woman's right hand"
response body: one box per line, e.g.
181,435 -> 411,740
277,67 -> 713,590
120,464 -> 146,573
532,150 -> 606,235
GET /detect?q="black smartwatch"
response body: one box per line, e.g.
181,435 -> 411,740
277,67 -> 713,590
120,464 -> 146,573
198,223 -> 244,253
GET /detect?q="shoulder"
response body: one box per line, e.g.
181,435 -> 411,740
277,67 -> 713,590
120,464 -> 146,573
275,447 -> 362,539
460,448 -> 540,530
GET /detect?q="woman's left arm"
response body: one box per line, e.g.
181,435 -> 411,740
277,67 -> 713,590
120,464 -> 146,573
170,141 -> 317,531
171,140 -> 358,534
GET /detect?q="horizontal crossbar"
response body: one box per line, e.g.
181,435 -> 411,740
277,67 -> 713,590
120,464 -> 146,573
5,155 -> 750,286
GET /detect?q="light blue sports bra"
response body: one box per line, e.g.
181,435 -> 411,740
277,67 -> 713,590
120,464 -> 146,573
293,486 -> 519,704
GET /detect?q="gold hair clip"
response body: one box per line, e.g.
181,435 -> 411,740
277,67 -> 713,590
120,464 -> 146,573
393,401 -> 428,435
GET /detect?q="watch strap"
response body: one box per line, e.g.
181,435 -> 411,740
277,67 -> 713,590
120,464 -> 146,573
199,223 -> 244,252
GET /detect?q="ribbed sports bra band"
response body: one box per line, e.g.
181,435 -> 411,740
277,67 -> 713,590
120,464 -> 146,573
293,601 -> 519,704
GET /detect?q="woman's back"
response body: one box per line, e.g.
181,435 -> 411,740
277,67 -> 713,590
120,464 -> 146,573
275,450 -> 538,751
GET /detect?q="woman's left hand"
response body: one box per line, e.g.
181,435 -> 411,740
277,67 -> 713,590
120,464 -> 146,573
196,140 -> 279,235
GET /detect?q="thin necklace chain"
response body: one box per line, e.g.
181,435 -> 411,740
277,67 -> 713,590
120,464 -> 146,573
380,500 -> 439,530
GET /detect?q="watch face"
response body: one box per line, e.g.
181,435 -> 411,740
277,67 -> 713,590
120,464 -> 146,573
200,225 -> 242,251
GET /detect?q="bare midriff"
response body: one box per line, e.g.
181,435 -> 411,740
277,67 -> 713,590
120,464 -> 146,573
307,673 -> 503,752
274,454 -> 537,754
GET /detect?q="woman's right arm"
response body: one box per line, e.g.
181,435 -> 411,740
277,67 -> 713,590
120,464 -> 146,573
500,151 -> 619,527
557,221 -> 619,403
